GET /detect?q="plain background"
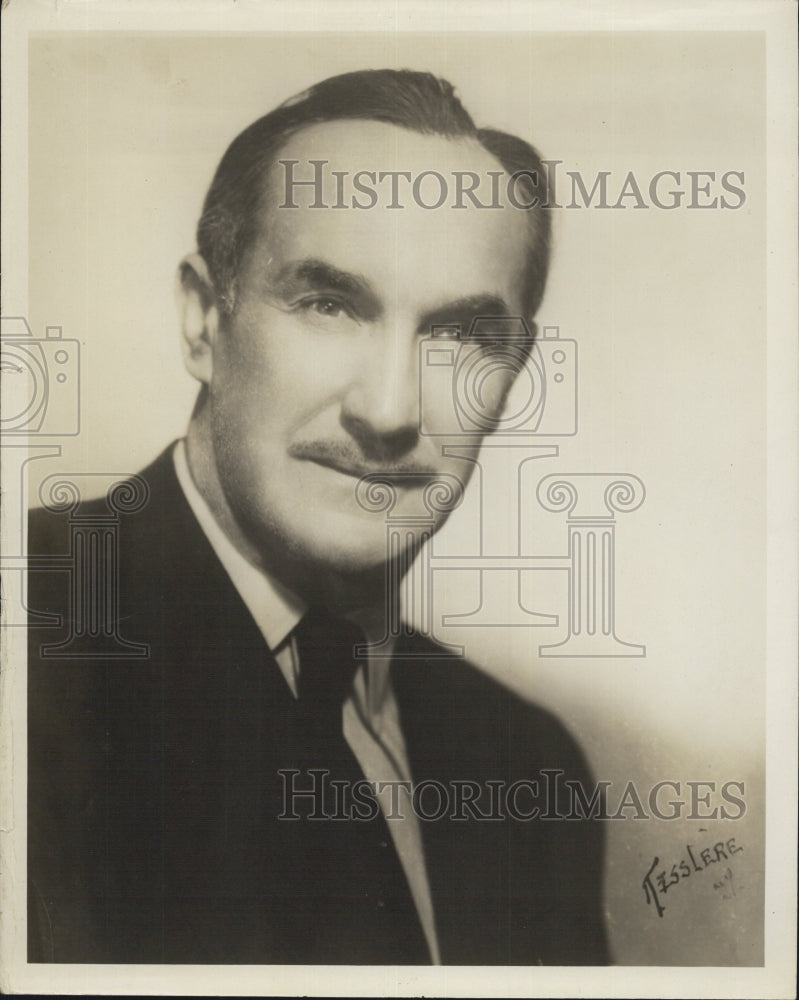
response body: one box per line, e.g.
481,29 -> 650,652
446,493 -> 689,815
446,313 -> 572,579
25,31 -> 766,966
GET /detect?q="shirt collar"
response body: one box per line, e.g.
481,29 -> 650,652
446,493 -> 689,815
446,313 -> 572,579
173,439 -> 306,654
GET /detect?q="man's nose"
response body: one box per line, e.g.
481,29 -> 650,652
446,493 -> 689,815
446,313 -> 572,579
340,329 -> 420,459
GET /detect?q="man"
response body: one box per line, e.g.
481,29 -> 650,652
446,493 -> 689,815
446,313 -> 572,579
27,69 -> 610,965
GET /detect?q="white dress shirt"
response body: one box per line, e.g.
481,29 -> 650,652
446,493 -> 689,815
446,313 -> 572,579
173,440 -> 440,963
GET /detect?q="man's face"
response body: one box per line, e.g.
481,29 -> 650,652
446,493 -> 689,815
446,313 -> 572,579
203,120 -> 532,576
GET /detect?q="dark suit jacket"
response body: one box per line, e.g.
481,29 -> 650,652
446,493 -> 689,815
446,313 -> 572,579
27,446 -> 610,965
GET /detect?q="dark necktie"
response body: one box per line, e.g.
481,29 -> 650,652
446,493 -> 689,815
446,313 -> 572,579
294,605 -> 362,736
290,607 -> 431,964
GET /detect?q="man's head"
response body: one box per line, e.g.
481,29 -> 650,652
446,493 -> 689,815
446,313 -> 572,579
177,69 -> 551,601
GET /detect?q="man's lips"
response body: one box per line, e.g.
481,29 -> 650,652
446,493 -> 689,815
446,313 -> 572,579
307,454 -> 437,482
288,442 -> 438,482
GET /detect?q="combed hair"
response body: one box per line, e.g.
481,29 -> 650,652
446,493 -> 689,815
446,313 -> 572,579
196,68 -> 551,318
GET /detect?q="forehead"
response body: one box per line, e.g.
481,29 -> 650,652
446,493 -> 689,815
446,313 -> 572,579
247,119 -> 532,311
275,118 -> 505,181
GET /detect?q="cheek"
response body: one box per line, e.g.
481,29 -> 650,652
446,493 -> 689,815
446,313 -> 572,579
207,349 -> 277,468
453,350 -> 519,424
211,323 -> 292,432
215,323 -> 275,391
210,322 -> 343,449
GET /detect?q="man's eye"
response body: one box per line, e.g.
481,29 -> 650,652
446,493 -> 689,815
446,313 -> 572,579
298,296 -> 353,319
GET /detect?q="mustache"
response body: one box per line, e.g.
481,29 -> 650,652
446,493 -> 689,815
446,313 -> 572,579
288,439 -> 439,479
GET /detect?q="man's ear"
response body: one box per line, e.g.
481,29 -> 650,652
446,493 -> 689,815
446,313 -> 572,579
175,253 -> 220,386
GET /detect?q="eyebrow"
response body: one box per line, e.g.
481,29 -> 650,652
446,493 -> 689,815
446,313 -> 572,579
274,258 -> 377,301
272,257 -> 514,327
419,295 -> 513,332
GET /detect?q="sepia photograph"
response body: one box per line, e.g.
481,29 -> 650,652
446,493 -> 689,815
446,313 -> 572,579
1,1 -> 796,996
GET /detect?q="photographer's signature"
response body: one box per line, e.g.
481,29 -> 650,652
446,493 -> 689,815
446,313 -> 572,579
642,837 -> 743,917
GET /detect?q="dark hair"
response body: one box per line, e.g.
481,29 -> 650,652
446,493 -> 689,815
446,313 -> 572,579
196,68 -> 551,319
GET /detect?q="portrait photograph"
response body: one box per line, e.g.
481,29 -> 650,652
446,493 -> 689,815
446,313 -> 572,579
0,1 -> 796,997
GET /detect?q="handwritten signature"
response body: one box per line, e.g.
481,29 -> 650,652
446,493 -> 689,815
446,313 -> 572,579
642,837 -> 743,917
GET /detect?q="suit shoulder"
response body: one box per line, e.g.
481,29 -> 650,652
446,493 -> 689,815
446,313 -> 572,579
28,500 -> 74,553
394,631 -> 593,778
28,446 -> 181,552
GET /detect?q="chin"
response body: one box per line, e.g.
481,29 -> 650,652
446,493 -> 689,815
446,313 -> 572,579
296,517 -> 396,573
285,507 -> 426,578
